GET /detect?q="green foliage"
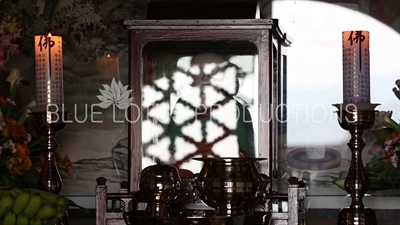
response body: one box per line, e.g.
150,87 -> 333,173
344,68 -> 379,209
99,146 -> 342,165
367,155 -> 400,184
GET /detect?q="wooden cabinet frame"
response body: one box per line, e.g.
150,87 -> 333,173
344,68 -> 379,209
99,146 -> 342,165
123,19 -> 291,192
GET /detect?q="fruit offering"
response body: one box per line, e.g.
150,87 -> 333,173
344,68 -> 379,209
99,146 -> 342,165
0,186 -> 69,225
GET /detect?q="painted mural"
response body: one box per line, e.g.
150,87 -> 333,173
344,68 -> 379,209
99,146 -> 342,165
0,0 -> 148,195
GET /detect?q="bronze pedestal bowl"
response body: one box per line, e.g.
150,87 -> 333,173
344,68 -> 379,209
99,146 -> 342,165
190,157 -> 270,216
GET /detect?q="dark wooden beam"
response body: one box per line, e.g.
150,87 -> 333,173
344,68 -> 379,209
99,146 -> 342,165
146,0 -> 258,19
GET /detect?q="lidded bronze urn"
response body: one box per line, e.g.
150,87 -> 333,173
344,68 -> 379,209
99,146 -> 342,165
133,161 -> 186,217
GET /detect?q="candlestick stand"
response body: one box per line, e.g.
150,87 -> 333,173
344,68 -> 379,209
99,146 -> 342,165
30,108 -> 70,225
333,103 -> 378,225
29,109 -> 70,193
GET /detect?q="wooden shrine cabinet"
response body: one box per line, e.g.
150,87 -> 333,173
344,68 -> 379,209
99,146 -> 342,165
93,18 -> 309,225
122,19 -> 292,193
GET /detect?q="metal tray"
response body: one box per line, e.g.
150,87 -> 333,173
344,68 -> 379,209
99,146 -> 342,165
123,210 -> 271,225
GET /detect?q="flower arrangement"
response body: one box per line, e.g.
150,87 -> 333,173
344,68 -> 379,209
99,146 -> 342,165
0,69 -> 72,188
364,111 -> 400,190
333,111 -> 400,191
0,0 -> 21,71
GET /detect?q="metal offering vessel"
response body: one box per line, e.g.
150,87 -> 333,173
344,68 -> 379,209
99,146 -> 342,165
133,162 -> 186,217
190,157 -> 270,216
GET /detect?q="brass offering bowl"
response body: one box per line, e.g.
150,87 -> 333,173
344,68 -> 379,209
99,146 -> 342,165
133,162 -> 186,217
190,157 -> 270,216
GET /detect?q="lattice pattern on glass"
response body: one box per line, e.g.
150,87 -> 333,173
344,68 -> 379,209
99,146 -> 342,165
141,52 -> 257,173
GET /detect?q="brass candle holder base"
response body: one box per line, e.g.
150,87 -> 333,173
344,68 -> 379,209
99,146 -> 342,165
333,103 -> 378,225
29,106 -> 70,194
338,208 -> 376,225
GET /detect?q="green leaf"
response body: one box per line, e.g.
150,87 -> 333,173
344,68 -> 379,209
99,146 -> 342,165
382,112 -> 400,131
9,83 -> 18,100
371,128 -> 393,143
16,109 -> 28,125
333,178 -> 345,190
